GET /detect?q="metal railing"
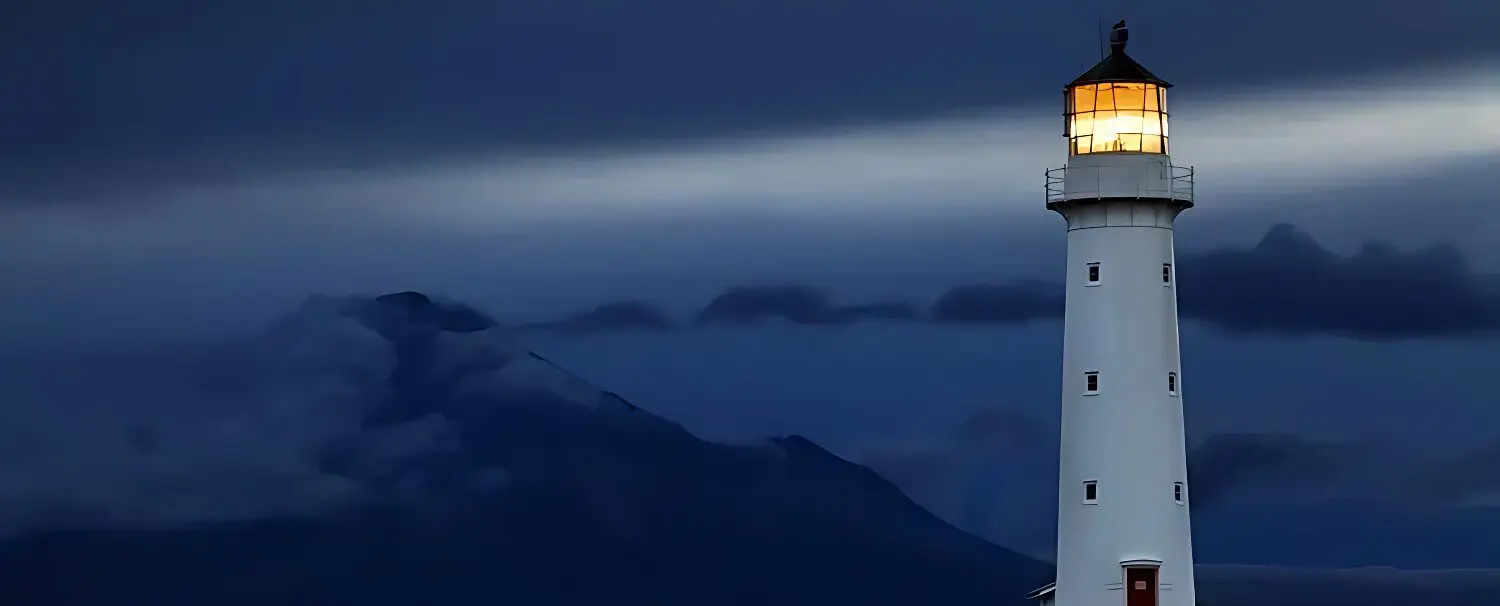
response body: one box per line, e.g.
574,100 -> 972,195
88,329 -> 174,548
1045,167 -> 1067,204
1044,165 -> 1195,204
1169,165 -> 1195,201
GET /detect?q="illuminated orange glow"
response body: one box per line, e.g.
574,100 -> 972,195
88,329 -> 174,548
1066,83 -> 1169,155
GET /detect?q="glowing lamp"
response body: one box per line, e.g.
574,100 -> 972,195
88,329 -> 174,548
1062,23 -> 1172,156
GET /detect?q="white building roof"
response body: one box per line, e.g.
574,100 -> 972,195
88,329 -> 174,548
1025,581 -> 1056,600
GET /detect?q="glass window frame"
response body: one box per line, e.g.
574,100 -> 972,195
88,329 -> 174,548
1064,82 -> 1171,157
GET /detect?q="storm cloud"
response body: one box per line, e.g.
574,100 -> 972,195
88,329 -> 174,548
926,224 -> 1500,338
1177,224 -> 1500,339
928,282 -> 1065,325
520,301 -> 676,335
521,224 -> 1499,340
695,285 -> 917,326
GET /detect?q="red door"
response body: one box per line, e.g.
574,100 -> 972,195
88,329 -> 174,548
1125,567 -> 1158,606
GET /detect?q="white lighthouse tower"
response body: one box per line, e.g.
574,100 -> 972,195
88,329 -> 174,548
1028,20 -> 1197,606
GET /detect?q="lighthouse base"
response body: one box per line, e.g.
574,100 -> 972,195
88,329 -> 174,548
1029,565 -> 1190,606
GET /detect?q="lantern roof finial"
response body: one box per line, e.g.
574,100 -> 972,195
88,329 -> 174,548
1067,21 -> 1171,88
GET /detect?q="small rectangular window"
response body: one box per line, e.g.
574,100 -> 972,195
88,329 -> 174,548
1084,371 -> 1100,394
1086,262 -> 1101,285
1084,481 -> 1098,503
1162,264 -> 1173,286
1167,372 -> 1178,396
1173,482 -> 1185,504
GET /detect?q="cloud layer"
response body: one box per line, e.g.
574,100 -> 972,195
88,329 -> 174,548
695,285 -> 918,326
519,224 -> 1500,340
1179,225 -> 1499,339
231,68 -> 1498,235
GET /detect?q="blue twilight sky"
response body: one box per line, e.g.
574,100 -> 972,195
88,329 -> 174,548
1,0 -> 1499,564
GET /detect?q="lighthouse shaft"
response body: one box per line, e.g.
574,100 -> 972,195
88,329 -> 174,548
1051,181 -> 1197,606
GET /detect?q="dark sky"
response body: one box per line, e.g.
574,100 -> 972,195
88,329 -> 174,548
0,0 -> 1498,564
4,0 -> 1497,188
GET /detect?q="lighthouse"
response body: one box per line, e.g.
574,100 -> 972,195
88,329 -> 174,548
1029,20 -> 1197,606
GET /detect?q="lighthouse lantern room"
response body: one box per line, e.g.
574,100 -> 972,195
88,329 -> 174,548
1062,20 -> 1172,156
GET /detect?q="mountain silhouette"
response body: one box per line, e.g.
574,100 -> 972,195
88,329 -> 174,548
0,291 -> 1046,605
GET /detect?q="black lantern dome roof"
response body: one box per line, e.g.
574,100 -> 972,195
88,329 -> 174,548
1066,21 -> 1172,88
